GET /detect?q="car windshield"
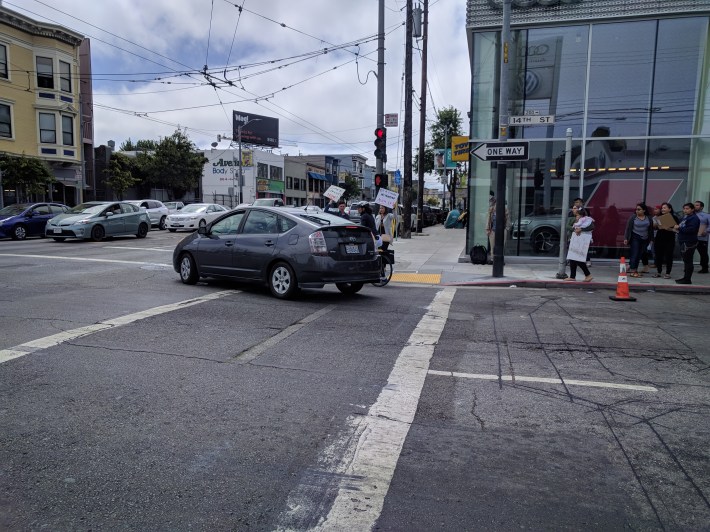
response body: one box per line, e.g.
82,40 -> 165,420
180,205 -> 207,213
165,202 -> 178,208
0,204 -> 30,215
68,203 -> 105,214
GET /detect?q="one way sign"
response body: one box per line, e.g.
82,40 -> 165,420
471,141 -> 529,162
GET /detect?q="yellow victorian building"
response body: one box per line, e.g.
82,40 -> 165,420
1,5 -> 92,206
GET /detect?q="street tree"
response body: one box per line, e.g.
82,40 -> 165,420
104,153 -> 139,200
145,131 -> 206,200
339,172 -> 362,202
0,153 -> 54,202
120,139 -> 159,152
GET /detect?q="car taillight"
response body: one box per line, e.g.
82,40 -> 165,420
309,231 -> 328,255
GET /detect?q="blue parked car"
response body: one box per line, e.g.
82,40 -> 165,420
0,202 -> 70,240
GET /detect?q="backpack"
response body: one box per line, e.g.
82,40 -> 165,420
470,244 -> 487,265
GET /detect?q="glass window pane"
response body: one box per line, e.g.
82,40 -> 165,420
36,56 -> 53,89
514,25 -> 589,139
39,113 -> 56,143
0,103 -> 10,138
62,115 -> 73,145
0,44 -> 7,79
587,21 -> 656,137
650,18 -> 707,136
59,60 -> 71,92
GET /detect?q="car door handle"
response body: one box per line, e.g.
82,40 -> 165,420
264,240 -> 275,247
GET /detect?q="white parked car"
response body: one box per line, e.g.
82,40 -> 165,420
126,200 -> 169,230
165,203 -> 228,232
163,201 -> 185,214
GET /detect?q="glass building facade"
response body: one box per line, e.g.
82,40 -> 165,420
466,1 -> 710,258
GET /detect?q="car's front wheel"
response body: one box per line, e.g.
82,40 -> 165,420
11,224 -> 27,240
90,225 -> 105,242
159,216 -> 167,230
336,282 -> 364,294
269,261 -> 297,299
179,253 -> 199,284
136,222 -> 149,238
531,227 -> 559,255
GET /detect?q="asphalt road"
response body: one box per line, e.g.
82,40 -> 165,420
1,230 -> 708,531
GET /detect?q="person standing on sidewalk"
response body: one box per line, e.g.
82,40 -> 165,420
673,203 -> 700,285
652,202 -> 679,279
623,203 -> 654,278
375,205 -> 394,251
564,207 -> 594,282
694,200 -> 709,273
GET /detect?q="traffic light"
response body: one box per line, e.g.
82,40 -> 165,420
374,127 -> 387,163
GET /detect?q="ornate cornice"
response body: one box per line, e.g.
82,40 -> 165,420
0,6 -> 83,47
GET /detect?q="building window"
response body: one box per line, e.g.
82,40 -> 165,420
39,112 -> 56,143
270,165 -> 283,181
59,60 -> 71,92
257,162 -> 268,178
62,115 -> 73,145
0,44 -> 7,79
0,103 -> 11,138
37,57 -> 54,89
301,178 -> 306,190
286,176 -> 293,189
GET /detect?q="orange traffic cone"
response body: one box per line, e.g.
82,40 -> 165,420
609,257 -> 637,302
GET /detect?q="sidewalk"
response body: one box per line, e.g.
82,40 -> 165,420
389,224 -> 710,294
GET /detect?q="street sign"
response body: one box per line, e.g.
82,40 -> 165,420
385,113 -> 398,127
509,115 -> 555,125
394,169 -> 402,186
471,141 -> 529,162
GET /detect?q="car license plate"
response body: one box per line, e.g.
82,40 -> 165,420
345,244 -> 359,254
53,228 -> 62,234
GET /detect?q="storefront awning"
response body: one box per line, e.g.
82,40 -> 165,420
308,171 -> 327,181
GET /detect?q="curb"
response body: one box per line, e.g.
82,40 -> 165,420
438,279 -> 710,294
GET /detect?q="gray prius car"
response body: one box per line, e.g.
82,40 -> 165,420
172,206 -> 381,299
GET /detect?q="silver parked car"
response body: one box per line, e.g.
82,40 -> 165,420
163,201 -> 185,214
126,200 -> 169,230
165,203 -> 229,232
46,201 -> 151,242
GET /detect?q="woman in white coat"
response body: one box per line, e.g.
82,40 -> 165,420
375,205 -> 394,251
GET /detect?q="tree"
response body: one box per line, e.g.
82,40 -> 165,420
340,172 -> 362,202
144,130 -> 206,200
426,197 -> 439,206
104,153 -> 139,200
0,153 -> 54,202
120,138 -> 159,151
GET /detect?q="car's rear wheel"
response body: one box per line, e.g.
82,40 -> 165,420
11,224 -> 27,240
90,225 -> 105,242
269,261 -> 297,299
52,237 -> 65,242
531,227 -> 559,255
336,282 -> 364,294
179,253 -> 199,284
136,222 -> 149,238
159,216 -> 167,230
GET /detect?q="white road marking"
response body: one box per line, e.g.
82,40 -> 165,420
0,253 -> 170,267
104,246 -> 173,252
277,287 -> 457,531
0,291 -> 234,364
428,370 -> 657,392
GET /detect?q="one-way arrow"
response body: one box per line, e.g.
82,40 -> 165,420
471,141 -> 529,162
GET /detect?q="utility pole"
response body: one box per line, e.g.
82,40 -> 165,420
237,118 -> 261,205
402,0 -> 413,238
416,0 -> 428,234
376,0 -> 385,177
493,0 -> 511,278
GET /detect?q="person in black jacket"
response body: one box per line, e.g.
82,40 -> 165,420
673,203 -> 700,284
356,202 -> 380,244
651,202 -> 679,279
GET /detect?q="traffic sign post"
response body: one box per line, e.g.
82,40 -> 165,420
471,141 -> 529,162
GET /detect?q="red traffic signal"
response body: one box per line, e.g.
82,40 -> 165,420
374,173 -> 389,189
374,127 -> 387,162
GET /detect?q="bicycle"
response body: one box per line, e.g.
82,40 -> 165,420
371,248 -> 394,287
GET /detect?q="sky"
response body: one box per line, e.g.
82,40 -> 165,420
11,0 -> 471,186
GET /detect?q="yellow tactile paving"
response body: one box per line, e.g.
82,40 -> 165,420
391,272 -> 442,284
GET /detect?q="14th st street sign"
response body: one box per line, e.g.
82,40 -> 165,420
471,141 -> 529,162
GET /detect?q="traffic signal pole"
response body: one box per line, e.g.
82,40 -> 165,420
493,0 -> 511,278
416,0 -> 428,234
376,0 -> 385,177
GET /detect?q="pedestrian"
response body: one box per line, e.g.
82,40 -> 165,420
623,202 -> 654,278
485,197 -> 509,264
356,202 -> 380,246
331,200 -> 350,219
673,202 -> 700,284
694,200 -> 709,273
564,207 -> 594,282
651,202 -> 679,279
375,205 -> 394,251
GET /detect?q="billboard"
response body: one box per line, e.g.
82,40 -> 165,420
233,111 -> 279,148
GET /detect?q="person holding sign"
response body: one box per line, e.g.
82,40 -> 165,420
651,202 -> 679,279
564,207 -> 594,282
375,205 -> 394,251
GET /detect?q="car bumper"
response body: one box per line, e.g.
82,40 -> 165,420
46,225 -> 86,239
167,221 -> 197,230
297,256 -> 381,286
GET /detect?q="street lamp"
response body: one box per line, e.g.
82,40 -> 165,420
237,118 -> 261,204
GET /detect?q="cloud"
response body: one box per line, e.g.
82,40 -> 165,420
15,0 -> 470,176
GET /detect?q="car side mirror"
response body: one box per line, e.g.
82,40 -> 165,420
198,226 -> 208,235
106,211 -> 114,217
26,211 -> 34,217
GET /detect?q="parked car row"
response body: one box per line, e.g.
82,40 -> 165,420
0,202 -> 71,240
